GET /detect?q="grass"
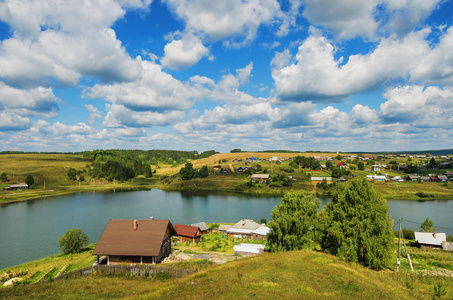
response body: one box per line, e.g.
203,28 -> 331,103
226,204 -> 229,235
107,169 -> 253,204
0,244 -> 97,287
174,232 -> 266,254
1,249 -> 452,299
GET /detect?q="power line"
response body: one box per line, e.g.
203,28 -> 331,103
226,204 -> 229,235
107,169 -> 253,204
401,218 -> 453,231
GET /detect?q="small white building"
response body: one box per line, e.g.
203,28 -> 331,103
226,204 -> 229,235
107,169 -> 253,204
233,243 -> 265,256
414,232 -> 446,249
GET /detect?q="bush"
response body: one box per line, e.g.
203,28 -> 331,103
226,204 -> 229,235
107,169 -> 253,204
154,271 -> 170,280
58,229 -> 89,255
402,228 -> 415,240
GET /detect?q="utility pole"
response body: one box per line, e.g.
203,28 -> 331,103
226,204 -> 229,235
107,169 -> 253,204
44,180 -> 45,190
397,218 -> 402,272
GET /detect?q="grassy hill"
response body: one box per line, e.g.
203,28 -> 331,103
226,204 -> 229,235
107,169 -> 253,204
1,249 -> 452,299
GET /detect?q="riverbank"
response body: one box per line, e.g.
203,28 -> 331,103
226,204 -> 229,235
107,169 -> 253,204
1,152 -> 452,205
2,178 -> 453,205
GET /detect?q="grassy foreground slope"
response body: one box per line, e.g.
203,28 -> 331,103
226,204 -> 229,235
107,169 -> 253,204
3,250 -> 451,299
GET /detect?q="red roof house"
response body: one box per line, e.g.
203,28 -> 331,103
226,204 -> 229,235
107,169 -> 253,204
174,224 -> 202,243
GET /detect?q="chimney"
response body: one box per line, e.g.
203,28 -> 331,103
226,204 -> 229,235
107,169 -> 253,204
133,220 -> 138,230
150,216 -> 154,220
433,232 -> 436,238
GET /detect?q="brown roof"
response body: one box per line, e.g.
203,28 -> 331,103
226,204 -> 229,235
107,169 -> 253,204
92,219 -> 175,257
174,224 -> 201,238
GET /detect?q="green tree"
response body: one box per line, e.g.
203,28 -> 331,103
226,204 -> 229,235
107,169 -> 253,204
419,218 -> 436,232
267,191 -> 320,252
67,168 -> 77,180
0,172 -> 7,181
180,162 -> 196,180
198,166 -> 209,178
357,161 -> 365,170
58,229 -> 89,255
318,177 -> 394,269
25,174 -> 34,187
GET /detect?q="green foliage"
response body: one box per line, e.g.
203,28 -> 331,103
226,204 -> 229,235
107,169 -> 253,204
154,271 -> 171,280
267,191 -> 320,252
0,172 -> 7,181
260,218 -> 267,224
230,149 -> 242,153
82,149 -> 212,181
331,166 -> 350,178
433,282 -> 447,299
402,228 -> 415,240
326,161 -> 333,170
293,156 -> 321,169
180,163 -> 196,180
420,218 -> 436,232
58,229 -> 89,255
25,174 -> 34,187
357,161 -> 365,170
67,168 -> 77,180
198,166 -> 209,178
318,177 -> 394,269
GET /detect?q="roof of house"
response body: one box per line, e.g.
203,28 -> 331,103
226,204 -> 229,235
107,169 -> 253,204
92,219 -> 175,257
218,225 -> 232,231
8,183 -> 28,188
233,243 -> 265,254
231,219 -> 261,230
437,175 -> 448,180
408,175 -> 420,179
414,232 -> 446,246
251,226 -> 271,236
191,222 -> 210,231
443,171 -> 453,175
251,174 -> 270,179
227,228 -> 254,234
174,224 -> 201,238
311,177 -> 332,181
374,175 -> 387,180
337,162 -> 345,167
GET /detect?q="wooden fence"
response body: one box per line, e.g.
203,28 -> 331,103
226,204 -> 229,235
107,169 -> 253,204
53,265 -> 195,281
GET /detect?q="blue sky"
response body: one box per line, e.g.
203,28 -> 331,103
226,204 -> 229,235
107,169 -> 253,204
0,0 -> 453,153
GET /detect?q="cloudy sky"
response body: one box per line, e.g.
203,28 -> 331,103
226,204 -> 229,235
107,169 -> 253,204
0,0 -> 452,153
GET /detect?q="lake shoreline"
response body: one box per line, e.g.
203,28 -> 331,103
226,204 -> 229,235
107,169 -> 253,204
2,183 -> 453,205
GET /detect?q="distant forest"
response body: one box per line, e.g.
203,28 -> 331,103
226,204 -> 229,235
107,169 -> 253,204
81,149 -> 216,181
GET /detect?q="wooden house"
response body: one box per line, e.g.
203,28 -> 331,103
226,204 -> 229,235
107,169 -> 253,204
92,219 -> 175,265
250,174 -> 270,183
191,222 -> 211,234
174,224 -> 202,243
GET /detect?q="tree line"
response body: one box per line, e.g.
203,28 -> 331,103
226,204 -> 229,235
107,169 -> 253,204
82,149 -> 216,181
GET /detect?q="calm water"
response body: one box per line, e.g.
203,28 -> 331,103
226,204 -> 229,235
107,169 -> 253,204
0,189 -> 452,270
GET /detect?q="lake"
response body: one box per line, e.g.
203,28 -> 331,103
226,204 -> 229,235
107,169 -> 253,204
0,189 -> 452,270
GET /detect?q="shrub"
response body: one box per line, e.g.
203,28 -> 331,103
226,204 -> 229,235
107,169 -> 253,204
154,271 -> 170,280
58,229 -> 89,255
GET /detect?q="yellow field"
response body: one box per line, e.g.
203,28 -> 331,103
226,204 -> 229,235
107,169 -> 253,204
156,152 -> 345,176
